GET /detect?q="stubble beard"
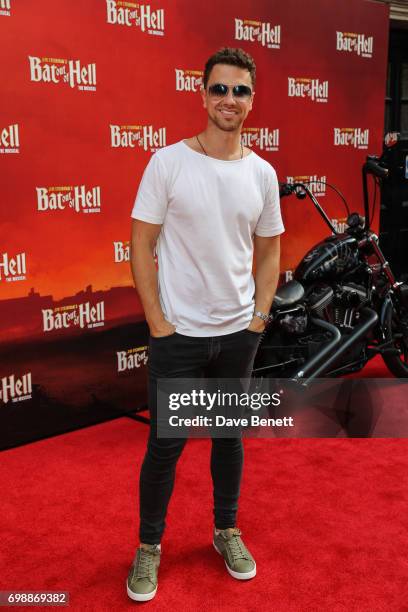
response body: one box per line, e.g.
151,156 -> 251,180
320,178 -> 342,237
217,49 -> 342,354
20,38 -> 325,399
209,112 -> 243,133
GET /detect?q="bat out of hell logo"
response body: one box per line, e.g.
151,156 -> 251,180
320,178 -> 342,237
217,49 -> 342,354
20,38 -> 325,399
42,301 -> 105,333
28,56 -> 96,91
0,123 -> 19,153
234,18 -> 281,49
36,186 -> 101,213
336,32 -> 373,58
241,128 -> 279,152
106,0 -> 164,36
117,346 -> 148,372
288,78 -> 329,103
175,69 -> 203,92
110,125 -> 166,152
0,252 -> 27,282
334,128 -> 369,150
0,373 -> 32,404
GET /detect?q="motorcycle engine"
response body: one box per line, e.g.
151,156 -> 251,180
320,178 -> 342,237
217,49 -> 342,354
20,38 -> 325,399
306,282 -> 368,329
307,284 -> 334,317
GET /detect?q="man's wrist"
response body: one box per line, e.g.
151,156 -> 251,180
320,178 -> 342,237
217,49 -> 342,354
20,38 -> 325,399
146,313 -> 167,330
253,310 -> 273,323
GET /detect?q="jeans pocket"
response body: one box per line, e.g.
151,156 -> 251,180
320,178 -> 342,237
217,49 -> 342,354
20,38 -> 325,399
150,332 -> 178,341
245,329 -> 263,336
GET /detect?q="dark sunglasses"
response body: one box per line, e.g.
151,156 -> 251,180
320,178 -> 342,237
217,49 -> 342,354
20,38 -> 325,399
207,83 -> 252,99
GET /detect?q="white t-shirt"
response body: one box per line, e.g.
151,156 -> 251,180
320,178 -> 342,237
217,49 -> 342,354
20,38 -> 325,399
131,140 -> 284,337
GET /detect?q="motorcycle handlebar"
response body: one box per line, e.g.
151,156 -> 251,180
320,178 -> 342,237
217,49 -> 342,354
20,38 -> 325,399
364,158 -> 389,179
279,182 -> 308,200
280,158 -> 389,199
280,156 -> 388,235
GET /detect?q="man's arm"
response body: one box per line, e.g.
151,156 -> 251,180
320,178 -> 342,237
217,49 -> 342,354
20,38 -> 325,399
130,219 -> 176,337
247,234 -> 281,333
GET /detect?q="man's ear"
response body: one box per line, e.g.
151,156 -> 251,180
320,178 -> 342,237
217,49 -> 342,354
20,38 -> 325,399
200,85 -> 207,109
248,91 -> 255,112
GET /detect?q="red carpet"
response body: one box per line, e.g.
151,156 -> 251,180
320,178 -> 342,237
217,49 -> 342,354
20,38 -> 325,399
2,369 -> 408,612
348,355 -> 394,378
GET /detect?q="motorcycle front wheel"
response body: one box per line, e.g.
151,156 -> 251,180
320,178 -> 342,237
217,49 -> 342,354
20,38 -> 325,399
382,302 -> 408,377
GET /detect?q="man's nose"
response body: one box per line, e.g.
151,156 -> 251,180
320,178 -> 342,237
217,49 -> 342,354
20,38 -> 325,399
223,88 -> 236,104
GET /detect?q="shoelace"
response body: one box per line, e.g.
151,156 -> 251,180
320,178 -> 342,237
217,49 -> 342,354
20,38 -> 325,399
135,547 -> 159,580
222,529 -> 250,561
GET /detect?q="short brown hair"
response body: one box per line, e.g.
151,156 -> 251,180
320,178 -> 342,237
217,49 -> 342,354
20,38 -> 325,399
203,47 -> 256,89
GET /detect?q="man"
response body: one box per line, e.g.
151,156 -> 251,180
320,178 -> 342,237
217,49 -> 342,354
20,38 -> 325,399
128,47 -> 284,602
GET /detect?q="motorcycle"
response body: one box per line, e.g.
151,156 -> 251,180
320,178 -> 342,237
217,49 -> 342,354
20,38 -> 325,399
253,153 -> 408,384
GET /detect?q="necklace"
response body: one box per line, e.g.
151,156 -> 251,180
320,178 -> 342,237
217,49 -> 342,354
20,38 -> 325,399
196,135 -> 243,160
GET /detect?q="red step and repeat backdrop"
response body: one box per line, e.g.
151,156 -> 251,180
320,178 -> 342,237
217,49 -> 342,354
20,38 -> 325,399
0,0 -> 389,449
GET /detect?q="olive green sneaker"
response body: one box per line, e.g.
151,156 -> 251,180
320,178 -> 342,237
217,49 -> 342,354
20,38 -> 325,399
126,544 -> 161,602
213,528 -> 256,580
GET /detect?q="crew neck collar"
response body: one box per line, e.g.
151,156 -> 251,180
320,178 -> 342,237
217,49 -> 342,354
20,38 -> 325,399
181,140 -> 253,163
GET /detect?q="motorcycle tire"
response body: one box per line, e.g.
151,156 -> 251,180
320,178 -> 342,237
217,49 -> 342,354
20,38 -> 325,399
381,302 -> 408,377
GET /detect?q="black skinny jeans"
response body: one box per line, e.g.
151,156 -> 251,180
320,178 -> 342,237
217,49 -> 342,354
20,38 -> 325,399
139,328 -> 262,545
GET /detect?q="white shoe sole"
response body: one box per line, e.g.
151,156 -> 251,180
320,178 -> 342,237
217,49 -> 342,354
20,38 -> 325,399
213,541 -> 257,580
126,581 -> 158,602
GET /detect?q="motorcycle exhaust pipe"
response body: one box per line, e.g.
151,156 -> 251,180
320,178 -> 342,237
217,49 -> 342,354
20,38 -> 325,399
252,316 -> 341,378
296,317 -> 342,377
293,307 -> 378,385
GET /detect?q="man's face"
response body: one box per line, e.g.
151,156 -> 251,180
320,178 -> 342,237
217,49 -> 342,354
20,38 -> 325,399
201,63 -> 254,132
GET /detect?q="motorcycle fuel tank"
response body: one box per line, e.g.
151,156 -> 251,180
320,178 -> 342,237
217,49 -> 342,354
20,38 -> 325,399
294,234 -> 359,283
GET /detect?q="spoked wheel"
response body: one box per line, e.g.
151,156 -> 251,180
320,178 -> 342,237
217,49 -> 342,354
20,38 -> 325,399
382,302 -> 408,377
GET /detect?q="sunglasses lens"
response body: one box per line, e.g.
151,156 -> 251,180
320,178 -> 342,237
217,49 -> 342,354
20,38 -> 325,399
208,84 -> 228,97
208,84 -> 252,98
233,85 -> 252,97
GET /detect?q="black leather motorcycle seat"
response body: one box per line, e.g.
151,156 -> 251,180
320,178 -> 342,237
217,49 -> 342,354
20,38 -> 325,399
272,280 -> 305,310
